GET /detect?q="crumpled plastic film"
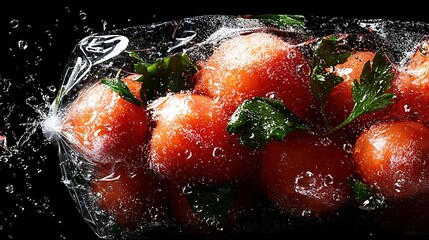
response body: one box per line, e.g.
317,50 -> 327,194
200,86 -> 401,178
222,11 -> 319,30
43,14 -> 429,239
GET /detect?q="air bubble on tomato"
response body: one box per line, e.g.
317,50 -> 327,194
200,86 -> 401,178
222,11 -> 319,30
148,93 -> 261,185
194,32 -> 312,120
261,130 -> 355,218
353,120 -> 429,200
60,74 -> 149,168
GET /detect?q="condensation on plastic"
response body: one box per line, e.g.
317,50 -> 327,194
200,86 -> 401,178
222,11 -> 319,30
42,15 -> 429,239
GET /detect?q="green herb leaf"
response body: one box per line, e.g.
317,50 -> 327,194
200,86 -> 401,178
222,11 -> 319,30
253,14 -> 306,27
330,50 -> 396,132
184,184 -> 237,226
349,178 -> 385,211
226,97 -> 308,149
310,35 -> 351,130
100,70 -> 145,106
130,52 -> 198,103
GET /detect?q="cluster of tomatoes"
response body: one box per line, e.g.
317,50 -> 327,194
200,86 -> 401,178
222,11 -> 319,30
59,30 -> 429,237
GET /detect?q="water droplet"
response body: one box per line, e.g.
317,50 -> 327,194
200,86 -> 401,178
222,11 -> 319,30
5,184 -> 14,194
342,143 -> 353,153
404,104 -> 411,113
17,40 -> 28,50
83,26 -> 93,34
104,124 -> 112,131
46,85 -> 56,93
10,19 -> 19,29
45,30 -> 52,39
79,10 -> 87,20
323,174 -> 334,185
319,137 -> 332,146
212,147 -> 225,158
101,20 -> 107,31
301,209 -> 312,217
287,49 -> 297,59
0,134 -> 7,150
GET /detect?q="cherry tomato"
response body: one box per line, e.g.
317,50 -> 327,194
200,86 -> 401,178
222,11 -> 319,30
261,130 -> 355,217
148,93 -> 260,185
194,32 -> 312,120
353,120 -> 429,199
61,74 -> 148,167
91,164 -> 169,229
322,51 -> 395,134
392,40 -> 429,126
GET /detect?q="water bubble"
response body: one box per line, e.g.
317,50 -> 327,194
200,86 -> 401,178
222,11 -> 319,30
212,147 -> 225,158
101,20 -> 107,31
10,19 -> 19,29
46,85 -> 56,93
83,26 -> 93,34
319,137 -> 332,146
5,184 -> 14,194
45,30 -> 52,39
287,49 -> 297,59
342,143 -> 353,153
0,134 -> 7,150
17,40 -> 28,50
79,10 -> 87,20
301,209 -> 312,217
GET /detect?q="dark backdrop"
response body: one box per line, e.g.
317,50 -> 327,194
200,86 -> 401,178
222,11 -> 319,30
0,1 -> 428,239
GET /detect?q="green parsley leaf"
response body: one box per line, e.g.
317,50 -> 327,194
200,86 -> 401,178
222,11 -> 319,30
226,97 -> 308,149
349,178 -> 385,211
330,50 -> 396,132
253,14 -> 306,27
310,35 -> 351,130
131,52 -> 198,103
100,70 -> 145,106
184,184 -> 237,226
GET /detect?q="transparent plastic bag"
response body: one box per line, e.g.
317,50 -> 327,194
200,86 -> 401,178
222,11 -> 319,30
42,14 -> 429,239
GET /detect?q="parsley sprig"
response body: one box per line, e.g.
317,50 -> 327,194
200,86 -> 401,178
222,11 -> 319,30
100,70 -> 145,106
226,97 -> 308,149
310,35 -> 351,130
330,50 -> 396,132
101,51 -> 197,106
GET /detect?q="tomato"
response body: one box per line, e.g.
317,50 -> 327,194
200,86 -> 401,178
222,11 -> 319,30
148,93 -> 260,185
169,183 -> 258,233
261,130 -> 355,217
320,51 -> 394,135
91,164 -> 169,229
61,74 -> 149,168
353,120 -> 429,199
194,32 -> 312,119
392,40 -> 429,126
324,51 -> 376,126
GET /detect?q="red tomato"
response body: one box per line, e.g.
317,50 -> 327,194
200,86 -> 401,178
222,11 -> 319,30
261,130 -> 355,217
392,40 -> 429,126
321,51 -> 394,134
194,32 -> 312,119
61,74 -> 148,167
169,183 -> 258,233
148,93 -> 260,185
353,120 -> 429,199
91,164 -> 169,229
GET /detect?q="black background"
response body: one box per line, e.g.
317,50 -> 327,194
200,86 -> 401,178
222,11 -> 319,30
1,1 -> 429,239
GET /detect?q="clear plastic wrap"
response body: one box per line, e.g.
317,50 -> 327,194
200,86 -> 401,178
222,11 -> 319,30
42,14 -> 429,239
